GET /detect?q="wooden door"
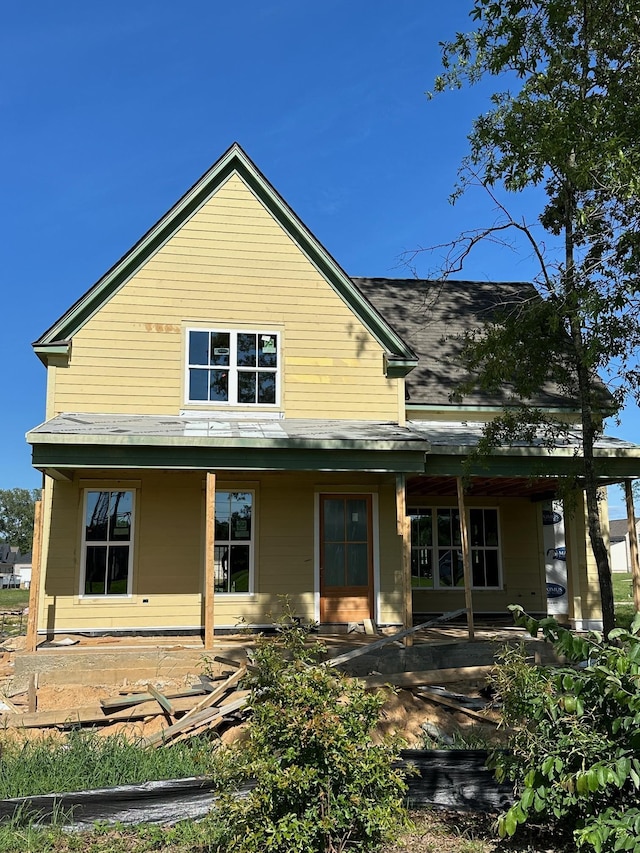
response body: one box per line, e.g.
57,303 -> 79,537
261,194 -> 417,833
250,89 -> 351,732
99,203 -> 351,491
320,494 -> 373,623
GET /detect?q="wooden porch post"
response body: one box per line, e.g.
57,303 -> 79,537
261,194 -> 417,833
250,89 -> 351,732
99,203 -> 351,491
25,494 -> 44,653
396,475 -> 413,647
624,480 -> 640,613
204,472 -> 216,651
456,477 -> 475,640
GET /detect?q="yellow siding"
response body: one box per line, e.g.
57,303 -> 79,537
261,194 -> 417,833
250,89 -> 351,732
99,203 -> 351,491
39,470 -> 405,633
51,175 -> 397,420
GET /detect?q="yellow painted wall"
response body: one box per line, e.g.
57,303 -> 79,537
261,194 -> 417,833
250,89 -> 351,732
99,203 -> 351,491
409,496 -> 547,617
51,174 -> 397,420
39,470 -> 403,633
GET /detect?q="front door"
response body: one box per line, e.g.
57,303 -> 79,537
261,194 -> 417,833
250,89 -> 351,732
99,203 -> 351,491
320,494 -> 374,623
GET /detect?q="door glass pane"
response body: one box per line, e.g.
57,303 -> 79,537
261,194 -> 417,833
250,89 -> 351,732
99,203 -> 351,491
347,543 -> 368,586
237,333 -> 257,367
107,546 -> 129,594
324,543 -> 344,586
323,499 -> 345,541
346,499 -> 367,541
85,546 -> 106,594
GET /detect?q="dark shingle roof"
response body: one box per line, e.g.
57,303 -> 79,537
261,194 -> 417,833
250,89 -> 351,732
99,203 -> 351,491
609,518 -> 638,541
353,277 -> 578,409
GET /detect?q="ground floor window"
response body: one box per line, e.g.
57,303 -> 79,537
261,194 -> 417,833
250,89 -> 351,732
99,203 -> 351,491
82,490 -> 134,596
409,507 -> 501,590
214,491 -> 253,593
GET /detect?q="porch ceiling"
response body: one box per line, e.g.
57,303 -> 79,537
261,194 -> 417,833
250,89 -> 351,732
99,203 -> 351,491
407,475 -> 559,499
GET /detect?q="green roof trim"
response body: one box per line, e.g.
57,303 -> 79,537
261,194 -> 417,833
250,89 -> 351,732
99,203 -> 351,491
34,144 -> 417,369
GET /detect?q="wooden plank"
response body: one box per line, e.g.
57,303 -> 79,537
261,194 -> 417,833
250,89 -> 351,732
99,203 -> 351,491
363,618 -> 378,636
0,692 -> 20,713
326,609 -> 466,669
456,477 -> 475,640
396,474 -> 413,647
625,481 -> 640,612
180,666 -> 247,723
146,684 -> 175,716
143,695 -> 248,748
102,688 -> 205,710
204,472 -> 216,650
27,674 -> 37,714
25,496 -> 43,653
414,688 -> 499,726
358,665 -> 493,690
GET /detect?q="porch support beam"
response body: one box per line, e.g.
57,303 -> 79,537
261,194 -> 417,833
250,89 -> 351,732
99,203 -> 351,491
624,480 -> 640,613
456,477 -> 475,640
204,472 -> 216,650
396,474 -> 413,647
25,493 -> 44,653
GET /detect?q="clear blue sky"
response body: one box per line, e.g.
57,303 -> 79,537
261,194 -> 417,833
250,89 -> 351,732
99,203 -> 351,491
1,1 -> 637,515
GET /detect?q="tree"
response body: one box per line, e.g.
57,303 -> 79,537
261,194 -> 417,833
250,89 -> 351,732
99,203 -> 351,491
432,0 -> 640,636
0,488 -> 40,554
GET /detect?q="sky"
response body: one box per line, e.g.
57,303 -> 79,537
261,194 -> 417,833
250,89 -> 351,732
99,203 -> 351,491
1,1 -> 637,516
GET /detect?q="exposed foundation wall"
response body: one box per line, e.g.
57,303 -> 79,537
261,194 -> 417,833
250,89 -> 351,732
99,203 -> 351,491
50,175 -> 398,421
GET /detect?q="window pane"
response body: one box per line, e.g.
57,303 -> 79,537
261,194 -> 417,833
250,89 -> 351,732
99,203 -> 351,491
210,332 -> 230,366
215,493 -> 230,542
323,499 -> 345,541
411,548 -> 433,587
107,546 -> 129,594
437,510 -> 452,546
472,551 -> 486,587
214,545 -> 229,593
189,331 -> 209,366
238,371 -> 257,403
259,334 -> 278,368
485,550 -> 499,586
470,509 -> 484,546
189,368 -> 208,401
257,372 -> 276,404
85,546 -> 106,594
229,545 -> 250,592
324,543 -> 344,586
230,493 -> 252,541
108,492 -> 132,541
209,369 -> 229,401
237,333 -> 257,367
411,512 -> 432,547
85,491 -> 109,541
347,543 -> 368,586
346,499 -> 367,541
484,511 -> 499,547
438,549 -> 464,587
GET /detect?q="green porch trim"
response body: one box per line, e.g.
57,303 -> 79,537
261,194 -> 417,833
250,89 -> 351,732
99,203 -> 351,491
33,144 -> 417,370
31,443 -> 428,474
425,454 -> 640,480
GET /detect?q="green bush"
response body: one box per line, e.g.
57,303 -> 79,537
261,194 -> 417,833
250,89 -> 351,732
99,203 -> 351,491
209,618 -> 409,853
488,605 -> 640,853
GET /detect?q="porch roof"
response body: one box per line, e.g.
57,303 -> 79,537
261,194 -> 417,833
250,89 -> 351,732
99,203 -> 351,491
26,413 -> 640,481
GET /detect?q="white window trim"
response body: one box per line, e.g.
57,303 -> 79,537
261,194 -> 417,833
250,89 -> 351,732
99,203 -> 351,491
409,506 -> 503,591
185,327 -> 281,408
80,489 -> 135,598
214,489 -> 256,595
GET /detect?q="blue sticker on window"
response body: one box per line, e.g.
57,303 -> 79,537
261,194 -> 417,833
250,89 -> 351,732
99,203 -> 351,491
546,547 -> 566,561
542,510 -> 562,525
547,583 -> 566,599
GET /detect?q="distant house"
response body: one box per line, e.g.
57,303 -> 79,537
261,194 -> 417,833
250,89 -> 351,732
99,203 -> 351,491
25,143 -> 640,642
609,518 -> 640,574
14,552 -> 32,588
0,544 -> 21,589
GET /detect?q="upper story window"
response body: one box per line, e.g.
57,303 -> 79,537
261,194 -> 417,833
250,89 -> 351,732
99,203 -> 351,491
409,507 -> 501,590
187,329 -> 279,406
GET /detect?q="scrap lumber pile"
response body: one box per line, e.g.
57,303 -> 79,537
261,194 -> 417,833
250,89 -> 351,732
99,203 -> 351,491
0,664 -> 249,747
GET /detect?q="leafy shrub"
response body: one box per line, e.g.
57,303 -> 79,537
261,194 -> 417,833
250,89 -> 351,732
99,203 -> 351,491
488,605 -> 640,852
209,616 -> 409,853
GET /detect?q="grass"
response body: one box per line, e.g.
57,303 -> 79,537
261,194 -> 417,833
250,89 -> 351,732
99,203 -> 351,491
0,588 -> 30,610
0,730 -> 226,798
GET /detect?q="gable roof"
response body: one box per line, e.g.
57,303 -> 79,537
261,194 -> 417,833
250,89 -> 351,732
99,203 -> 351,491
610,518 -> 639,541
354,277 -> 583,410
34,144 -> 417,375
